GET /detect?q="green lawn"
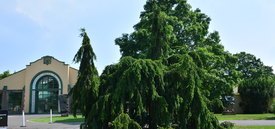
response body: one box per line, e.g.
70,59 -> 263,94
30,113 -> 275,129
30,115 -> 84,123
215,114 -> 275,120
234,126 -> 275,129
31,114 -> 275,122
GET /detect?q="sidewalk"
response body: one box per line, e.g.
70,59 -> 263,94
8,115 -> 81,129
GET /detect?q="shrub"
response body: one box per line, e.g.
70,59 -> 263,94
270,99 -> 275,113
238,76 -> 275,113
220,121 -> 234,129
111,113 -> 142,129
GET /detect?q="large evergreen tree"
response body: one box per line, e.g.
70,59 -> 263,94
70,28 -> 99,126
116,0 -> 238,97
86,0 -> 229,128
116,0 -> 238,111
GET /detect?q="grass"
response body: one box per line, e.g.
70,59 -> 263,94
234,126 -> 275,129
30,115 -> 84,123
31,114 -> 275,122
30,113 -> 275,129
215,113 -> 275,120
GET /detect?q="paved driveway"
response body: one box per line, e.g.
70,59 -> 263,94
7,115 -> 81,129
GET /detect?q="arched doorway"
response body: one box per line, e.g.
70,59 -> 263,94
30,72 -> 62,114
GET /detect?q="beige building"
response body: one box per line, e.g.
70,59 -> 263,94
0,56 -> 78,114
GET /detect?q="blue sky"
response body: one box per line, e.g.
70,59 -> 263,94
0,0 -> 274,74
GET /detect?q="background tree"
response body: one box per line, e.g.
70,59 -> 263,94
238,76 -> 275,113
235,52 -> 274,79
70,28 -> 99,126
235,52 -> 275,113
0,70 -> 11,80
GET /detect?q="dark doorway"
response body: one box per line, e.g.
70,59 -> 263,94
8,91 -> 22,114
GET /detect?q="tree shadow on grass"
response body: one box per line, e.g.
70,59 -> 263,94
55,117 -> 84,124
265,117 -> 275,120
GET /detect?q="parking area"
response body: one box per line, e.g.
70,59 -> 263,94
7,115 -> 80,129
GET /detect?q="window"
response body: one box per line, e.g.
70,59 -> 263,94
35,75 -> 60,113
8,91 -> 22,114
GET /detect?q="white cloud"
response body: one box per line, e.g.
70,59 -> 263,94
15,0 -> 53,27
15,0 -> 80,29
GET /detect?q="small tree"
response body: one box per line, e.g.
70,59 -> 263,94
70,28 -> 99,125
0,70 -> 11,80
238,76 -> 275,113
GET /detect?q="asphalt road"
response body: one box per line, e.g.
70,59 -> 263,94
6,115 -> 275,129
7,115 -> 81,129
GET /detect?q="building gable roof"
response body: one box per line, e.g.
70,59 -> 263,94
0,56 -> 78,82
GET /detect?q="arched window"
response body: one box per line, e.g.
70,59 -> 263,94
30,72 -> 62,114
36,75 -> 59,90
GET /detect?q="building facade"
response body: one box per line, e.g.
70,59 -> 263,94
0,56 -> 78,114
